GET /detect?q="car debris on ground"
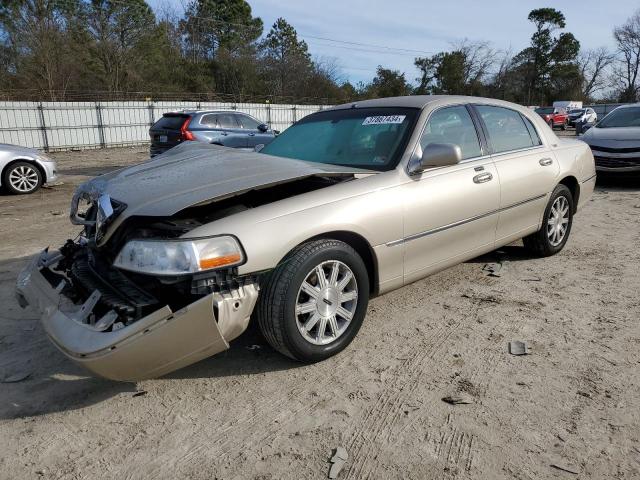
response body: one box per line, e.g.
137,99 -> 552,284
550,462 -> 581,474
509,341 -> 530,356
482,262 -> 503,277
328,446 -> 348,479
441,393 -> 474,405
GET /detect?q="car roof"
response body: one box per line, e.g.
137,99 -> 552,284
326,95 -> 540,113
165,110 -> 250,116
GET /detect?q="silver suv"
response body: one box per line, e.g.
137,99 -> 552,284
149,110 -> 276,157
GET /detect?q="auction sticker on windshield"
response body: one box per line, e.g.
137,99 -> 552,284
362,115 -> 406,125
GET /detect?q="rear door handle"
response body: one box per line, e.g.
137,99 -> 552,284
473,172 -> 493,184
539,157 -> 553,166
248,133 -> 255,136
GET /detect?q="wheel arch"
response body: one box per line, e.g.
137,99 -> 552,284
297,230 -> 379,296
558,175 -> 580,213
1,158 -> 45,188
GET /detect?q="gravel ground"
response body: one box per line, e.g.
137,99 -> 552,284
0,143 -> 639,480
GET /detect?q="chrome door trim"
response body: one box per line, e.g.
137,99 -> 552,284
386,193 -> 547,247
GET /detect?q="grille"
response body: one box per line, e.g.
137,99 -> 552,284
590,145 -> 640,154
594,156 -> 640,168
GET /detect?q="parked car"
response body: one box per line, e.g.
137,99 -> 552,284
567,107 -> 597,128
535,106 -> 569,130
0,143 -> 57,195
16,95 -> 595,381
580,103 -> 640,173
149,110 -> 276,157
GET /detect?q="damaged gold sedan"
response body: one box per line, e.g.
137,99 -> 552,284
16,96 -> 596,381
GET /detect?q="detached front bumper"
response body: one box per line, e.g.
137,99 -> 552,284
16,250 -> 259,381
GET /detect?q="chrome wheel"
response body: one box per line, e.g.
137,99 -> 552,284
295,260 -> 358,346
547,195 -> 569,246
8,165 -> 39,193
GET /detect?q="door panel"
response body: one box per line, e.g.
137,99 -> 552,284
492,149 -> 559,242
402,159 -> 500,284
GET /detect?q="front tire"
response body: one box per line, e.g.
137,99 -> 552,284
256,239 -> 370,362
523,184 -> 574,257
3,161 -> 42,195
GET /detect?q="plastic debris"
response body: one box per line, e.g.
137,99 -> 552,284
328,446 -> 348,479
441,393 -> 474,405
482,262 -> 502,277
1,371 -> 31,383
509,341 -> 529,355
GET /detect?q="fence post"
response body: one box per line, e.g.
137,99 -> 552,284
95,102 -> 106,148
147,101 -> 155,127
266,103 -> 271,128
37,102 -> 49,153
292,105 -> 297,124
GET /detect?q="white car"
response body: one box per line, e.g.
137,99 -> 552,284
568,108 -> 597,128
0,144 -> 58,194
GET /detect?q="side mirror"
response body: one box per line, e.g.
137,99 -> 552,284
273,129 -> 281,135
580,123 -> 593,134
257,123 -> 268,133
416,143 -> 462,171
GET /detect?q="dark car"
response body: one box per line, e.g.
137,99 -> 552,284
149,110 -> 276,157
580,103 -> 640,174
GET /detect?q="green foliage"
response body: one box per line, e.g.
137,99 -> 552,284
512,8 -> 581,104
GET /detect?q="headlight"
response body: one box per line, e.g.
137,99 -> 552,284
113,236 -> 244,276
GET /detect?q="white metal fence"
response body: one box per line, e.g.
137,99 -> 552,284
0,101 -> 329,151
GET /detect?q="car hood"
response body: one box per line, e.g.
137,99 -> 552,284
582,126 -> 640,146
74,142 -> 375,235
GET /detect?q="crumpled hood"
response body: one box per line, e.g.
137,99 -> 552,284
75,142 -> 375,233
582,126 -> 640,146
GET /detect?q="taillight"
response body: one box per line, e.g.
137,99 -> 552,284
180,117 -> 194,141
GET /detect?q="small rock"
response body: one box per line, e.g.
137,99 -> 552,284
35,468 -> 47,476
442,393 -> 474,405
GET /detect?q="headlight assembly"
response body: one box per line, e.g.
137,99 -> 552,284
113,236 -> 244,276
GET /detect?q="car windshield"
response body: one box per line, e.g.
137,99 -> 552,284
260,107 -> 418,171
569,109 -> 585,115
597,107 -> 640,128
535,107 -> 555,115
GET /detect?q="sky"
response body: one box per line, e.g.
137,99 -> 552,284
148,0 -> 637,85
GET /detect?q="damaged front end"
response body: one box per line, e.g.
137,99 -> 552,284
16,231 -> 258,381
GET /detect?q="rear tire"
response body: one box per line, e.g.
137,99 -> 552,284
523,184 -> 574,257
256,239 -> 369,362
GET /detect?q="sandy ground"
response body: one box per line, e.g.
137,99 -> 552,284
0,143 -> 639,480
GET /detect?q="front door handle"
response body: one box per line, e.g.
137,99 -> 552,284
539,157 -> 553,166
248,133 -> 256,136
473,172 -> 493,184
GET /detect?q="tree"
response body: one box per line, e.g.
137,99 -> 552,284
84,0 -> 157,92
0,0 -> 86,98
260,17 -> 312,97
182,0 -> 262,62
414,40 -> 495,95
364,66 -> 412,98
613,9 -> 640,102
577,47 -> 614,100
513,8 -> 580,105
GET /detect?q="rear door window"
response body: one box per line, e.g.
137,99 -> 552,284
217,113 -> 240,129
521,115 -> 542,146
476,105 -> 536,154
